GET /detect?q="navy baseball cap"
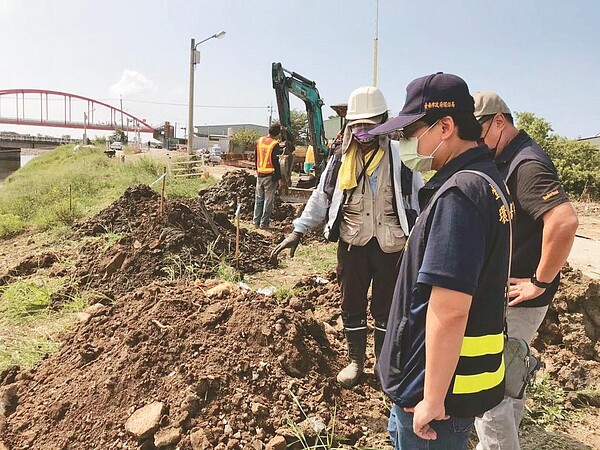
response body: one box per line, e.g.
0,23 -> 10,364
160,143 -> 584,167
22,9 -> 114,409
372,72 -> 476,135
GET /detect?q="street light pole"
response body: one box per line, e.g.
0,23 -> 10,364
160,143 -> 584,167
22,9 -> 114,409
373,0 -> 379,86
187,31 -> 226,155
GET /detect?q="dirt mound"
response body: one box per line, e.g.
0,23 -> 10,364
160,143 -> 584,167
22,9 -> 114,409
201,170 -> 295,223
534,265 -> 600,390
74,185 -> 280,298
0,282 -> 388,449
0,252 -> 59,285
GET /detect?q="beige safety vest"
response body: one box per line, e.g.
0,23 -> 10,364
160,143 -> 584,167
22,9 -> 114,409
339,151 -> 406,253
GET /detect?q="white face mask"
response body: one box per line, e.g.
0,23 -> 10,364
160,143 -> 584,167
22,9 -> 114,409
397,121 -> 443,173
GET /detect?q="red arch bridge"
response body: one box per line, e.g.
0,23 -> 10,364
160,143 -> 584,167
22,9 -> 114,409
0,89 -> 156,133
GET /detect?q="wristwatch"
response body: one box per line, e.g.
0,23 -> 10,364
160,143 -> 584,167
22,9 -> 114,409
531,274 -> 552,289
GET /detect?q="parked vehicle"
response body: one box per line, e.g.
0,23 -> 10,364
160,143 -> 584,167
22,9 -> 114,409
110,141 -> 124,151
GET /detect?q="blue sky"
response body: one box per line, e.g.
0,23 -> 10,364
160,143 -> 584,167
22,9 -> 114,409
0,0 -> 598,139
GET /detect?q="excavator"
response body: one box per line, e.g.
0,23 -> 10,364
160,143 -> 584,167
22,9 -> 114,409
271,62 -> 330,190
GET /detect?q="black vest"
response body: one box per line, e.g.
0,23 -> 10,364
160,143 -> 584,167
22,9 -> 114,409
378,149 -> 510,418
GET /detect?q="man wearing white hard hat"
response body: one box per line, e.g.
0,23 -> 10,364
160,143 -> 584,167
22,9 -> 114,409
272,86 -> 423,388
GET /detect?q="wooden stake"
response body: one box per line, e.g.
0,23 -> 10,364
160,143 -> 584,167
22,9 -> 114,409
160,166 -> 166,215
235,195 -> 240,262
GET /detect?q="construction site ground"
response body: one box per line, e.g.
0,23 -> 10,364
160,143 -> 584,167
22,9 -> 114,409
0,164 -> 599,450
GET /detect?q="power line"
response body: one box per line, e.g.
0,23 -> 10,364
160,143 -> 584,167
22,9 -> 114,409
3,95 -> 269,110
99,98 -> 269,109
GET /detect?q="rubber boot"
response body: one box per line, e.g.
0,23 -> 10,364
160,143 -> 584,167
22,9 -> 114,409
374,321 -> 387,362
337,314 -> 367,389
374,321 -> 387,379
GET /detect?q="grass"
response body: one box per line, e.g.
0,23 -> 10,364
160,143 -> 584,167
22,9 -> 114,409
523,374 -> 573,427
0,280 -> 54,324
287,390 -> 340,449
0,277 -> 90,372
161,251 -> 204,283
0,144 -> 215,238
245,240 -> 337,299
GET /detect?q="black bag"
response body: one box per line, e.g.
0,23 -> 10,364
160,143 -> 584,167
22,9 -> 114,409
504,337 -> 541,399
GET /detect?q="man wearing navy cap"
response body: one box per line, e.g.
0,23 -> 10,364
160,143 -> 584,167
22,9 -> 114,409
374,73 -> 511,449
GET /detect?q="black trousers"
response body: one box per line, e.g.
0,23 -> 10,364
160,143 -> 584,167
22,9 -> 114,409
336,238 -> 403,324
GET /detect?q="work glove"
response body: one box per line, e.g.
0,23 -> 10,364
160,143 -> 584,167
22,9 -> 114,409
271,231 -> 303,258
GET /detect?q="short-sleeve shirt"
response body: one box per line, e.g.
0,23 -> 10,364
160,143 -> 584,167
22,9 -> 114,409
497,131 -> 570,307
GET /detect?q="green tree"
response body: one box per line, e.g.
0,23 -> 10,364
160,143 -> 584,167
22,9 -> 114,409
272,109 -> 309,145
515,112 -> 600,198
232,129 -> 261,151
109,129 -> 128,144
290,110 -> 309,144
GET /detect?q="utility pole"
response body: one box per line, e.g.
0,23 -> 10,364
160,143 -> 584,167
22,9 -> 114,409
188,38 -> 197,155
120,95 -> 124,129
373,0 -> 379,86
83,112 -> 88,144
268,101 -> 273,126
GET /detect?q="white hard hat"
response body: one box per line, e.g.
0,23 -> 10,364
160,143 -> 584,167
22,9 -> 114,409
346,86 -> 388,123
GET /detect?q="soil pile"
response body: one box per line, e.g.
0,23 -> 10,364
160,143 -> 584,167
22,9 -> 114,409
0,280 -> 388,450
534,265 -> 600,391
74,185 -> 279,298
201,171 -> 295,223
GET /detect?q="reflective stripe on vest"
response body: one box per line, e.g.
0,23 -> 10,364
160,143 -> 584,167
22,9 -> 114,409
257,137 -> 278,174
452,356 -> 505,395
459,333 -> 504,357
452,332 -> 505,394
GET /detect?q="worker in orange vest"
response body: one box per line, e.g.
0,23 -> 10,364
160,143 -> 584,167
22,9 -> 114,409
253,124 -> 283,228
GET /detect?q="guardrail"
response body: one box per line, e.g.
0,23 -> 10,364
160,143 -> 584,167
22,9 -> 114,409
167,154 -> 208,178
0,134 -> 78,144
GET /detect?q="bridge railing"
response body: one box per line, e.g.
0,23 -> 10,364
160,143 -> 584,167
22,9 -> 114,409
0,134 -> 78,144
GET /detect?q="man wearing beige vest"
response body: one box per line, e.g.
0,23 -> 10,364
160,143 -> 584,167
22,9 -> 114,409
272,86 -> 423,388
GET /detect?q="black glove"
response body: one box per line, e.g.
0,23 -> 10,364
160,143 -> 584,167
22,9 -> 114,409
271,231 -> 303,258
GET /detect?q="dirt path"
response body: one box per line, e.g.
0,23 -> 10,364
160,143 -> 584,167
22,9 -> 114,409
569,203 -> 600,280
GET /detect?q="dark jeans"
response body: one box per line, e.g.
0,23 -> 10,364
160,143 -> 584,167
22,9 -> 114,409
336,238 -> 402,324
389,404 -> 474,450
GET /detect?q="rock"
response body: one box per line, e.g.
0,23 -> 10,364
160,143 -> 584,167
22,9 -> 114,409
0,385 -> 18,417
76,312 -> 92,323
154,427 -> 181,447
265,435 -> 287,450
250,401 -> 268,417
298,416 -> 326,437
248,439 -> 264,450
190,429 -> 212,450
323,322 -> 336,335
85,303 -> 108,317
103,251 -> 127,276
0,366 -> 19,385
124,401 -> 164,439
206,282 -> 233,299
49,401 -> 70,421
571,390 -> 600,408
288,298 -> 302,311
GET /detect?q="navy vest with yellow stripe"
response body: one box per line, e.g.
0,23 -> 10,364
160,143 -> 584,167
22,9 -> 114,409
378,155 -> 509,418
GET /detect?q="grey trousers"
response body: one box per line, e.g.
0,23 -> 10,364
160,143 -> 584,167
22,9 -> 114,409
253,175 -> 276,227
474,305 -> 549,450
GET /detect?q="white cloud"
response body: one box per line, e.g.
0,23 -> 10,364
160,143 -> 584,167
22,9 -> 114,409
109,70 -> 157,97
